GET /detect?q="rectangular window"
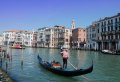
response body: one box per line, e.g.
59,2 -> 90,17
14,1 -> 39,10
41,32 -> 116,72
111,26 -> 113,31
108,35 -> 110,40
119,17 -> 120,22
104,27 -> 106,32
111,35 -> 113,39
66,39 -> 68,42
108,26 -> 110,31
115,34 -> 118,39
115,18 -> 117,23
98,29 -> 99,33
102,28 -> 103,32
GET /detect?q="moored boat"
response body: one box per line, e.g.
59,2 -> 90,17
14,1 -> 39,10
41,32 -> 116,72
37,55 -> 93,77
101,49 -> 120,55
10,43 -> 25,49
10,46 -> 25,49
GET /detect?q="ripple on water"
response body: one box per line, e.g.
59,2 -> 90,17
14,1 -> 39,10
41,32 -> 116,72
1,48 -> 120,82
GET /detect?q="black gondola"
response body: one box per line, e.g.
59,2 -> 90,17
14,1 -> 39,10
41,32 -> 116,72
37,55 -> 93,77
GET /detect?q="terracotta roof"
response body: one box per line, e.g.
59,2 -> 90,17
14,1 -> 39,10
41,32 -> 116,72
4,30 -> 33,34
4,30 -> 20,32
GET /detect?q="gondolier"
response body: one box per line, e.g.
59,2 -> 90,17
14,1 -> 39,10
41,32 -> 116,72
61,49 -> 69,69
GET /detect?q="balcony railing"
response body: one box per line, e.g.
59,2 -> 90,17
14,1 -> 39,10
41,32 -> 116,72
101,30 -> 118,35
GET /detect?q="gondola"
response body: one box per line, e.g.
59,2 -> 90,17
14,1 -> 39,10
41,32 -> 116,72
37,55 -> 93,77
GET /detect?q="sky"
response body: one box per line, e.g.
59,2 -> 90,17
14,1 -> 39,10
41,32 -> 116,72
0,0 -> 120,32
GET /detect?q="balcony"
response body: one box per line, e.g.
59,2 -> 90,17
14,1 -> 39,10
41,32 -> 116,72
107,23 -> 113,26
115,29 -> 120,33
114,23 -> 120,26
101,32 -> 106,35
111,30 -> 116,34
101,31 -> 109,35
101,30 -> 117,35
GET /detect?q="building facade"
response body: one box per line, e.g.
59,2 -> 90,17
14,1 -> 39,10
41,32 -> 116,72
71,28 -> 86,49
53,25 -> 64,48
23,31 -> 33,47
32,31 -> 38,47
3,30 -> 33,47
37,27 -> 47,47
37,26 -> 71,48
53,25 -> 71,48
0,35 -> 3,46
45,28 -> 54,48
3,30 -> 17,45
88,13 -> 120,51
86,24 -> 97,50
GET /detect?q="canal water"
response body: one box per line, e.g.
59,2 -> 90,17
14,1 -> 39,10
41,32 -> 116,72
1,48 -> 120,82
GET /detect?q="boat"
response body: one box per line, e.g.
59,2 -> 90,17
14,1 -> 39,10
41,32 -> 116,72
101,50 -> 120,55
101,50 -> 113,54
10,44 -> 25,49
37,55 -> 93,77
10,46 -> 25,49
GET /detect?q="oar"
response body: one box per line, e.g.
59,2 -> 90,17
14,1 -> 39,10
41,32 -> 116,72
68,60 -> 77,70
68,60 -> 91,81
50,55 -> 56,61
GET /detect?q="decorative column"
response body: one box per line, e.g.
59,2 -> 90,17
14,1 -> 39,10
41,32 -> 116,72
118,40 -> 120,50
96,42 -> 99,50
95,42 -> 97,50
73,41 -> 74,49
75,41 -> 77,49
101,42 -> 103,50
116,42 -> 118,50
77,41 -> 79,49
109,42 -> 111,50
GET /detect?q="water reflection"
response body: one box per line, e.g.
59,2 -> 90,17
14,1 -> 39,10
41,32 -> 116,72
20,49 -> 24,70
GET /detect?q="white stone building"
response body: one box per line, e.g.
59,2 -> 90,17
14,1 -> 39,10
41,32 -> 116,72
0,35 -> 3,46
63,28 -> 71,48
3,30 -> 33,47
86,13 -> 120,51
20,31 -> 33,47
86,24 -> 97,50
45,28 -> 54,48
37,26 -> 71,48
3,30 -> 17,45
37,27 -> 48,47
